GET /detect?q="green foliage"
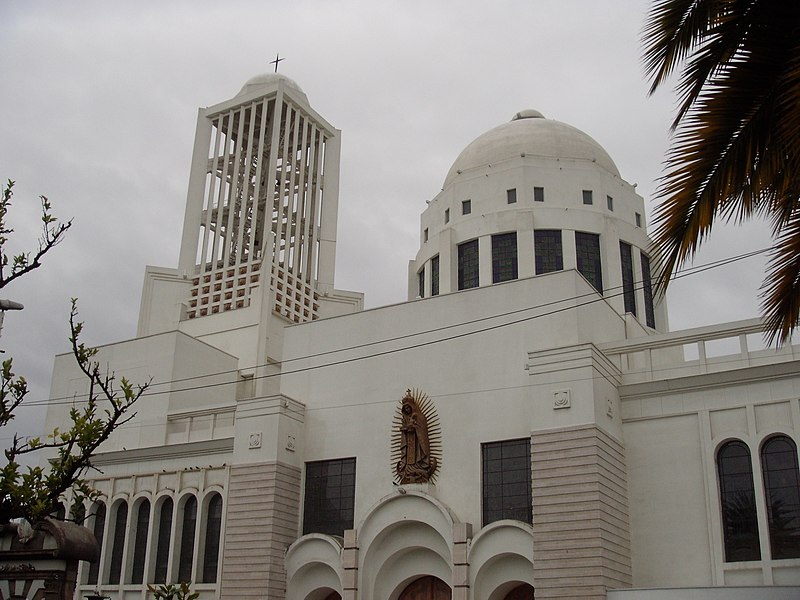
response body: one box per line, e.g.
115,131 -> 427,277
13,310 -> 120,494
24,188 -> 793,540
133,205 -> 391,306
0,179 -> 72,290
0,180 -> 147,523
147,582 -> 199,600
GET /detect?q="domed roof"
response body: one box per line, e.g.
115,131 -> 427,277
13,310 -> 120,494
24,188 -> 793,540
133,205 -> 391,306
443,110 -> 620,186
236,73 -> 307,100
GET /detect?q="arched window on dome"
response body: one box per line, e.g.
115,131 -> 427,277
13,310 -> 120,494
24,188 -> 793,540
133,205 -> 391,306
534,230 -> 563,275
619,241 -> 636,316
640,252 -> 656,329
458,239 -> 479,290
760,435 -> 800,559
575,232 -> 602,293
492,232 -> 518,284
201,493 -> 223,583
717,440 -> 760,561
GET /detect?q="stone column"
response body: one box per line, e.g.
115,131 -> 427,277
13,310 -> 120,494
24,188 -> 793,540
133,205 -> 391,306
531,425 -> 632,599
342,528 -> 358,600
452,522 -> 472,600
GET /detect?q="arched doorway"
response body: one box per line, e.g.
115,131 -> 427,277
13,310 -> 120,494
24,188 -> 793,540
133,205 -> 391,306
504,583 -> 535,599
322,593 -> 341,600
398,575 -> 451,600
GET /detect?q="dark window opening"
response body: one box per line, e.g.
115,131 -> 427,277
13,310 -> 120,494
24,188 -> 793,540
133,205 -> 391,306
458,239 -> 479,290
640,252 -> 656,328
620,241 -> 636,316
178,496 -> 197,583
482,438 -> 532,526
154,498 -> 173,584
635,212 -> 642,227
582,190 -> 593,205
418,268 -> 425,299
507,188 -> 517,204
718,440 -> 761,562
202,494 -> 223,583
130,500 -> 150,584
576,232 -> 603,293
303,457 -> 356,537
431,255 -> 440,297
761,436 -> 800,559
492,232 -> 518,284
533,187 -> 544,202
444,208 -> 450,223
462,199 -> 471,215
607,195 -> 614,211
108,502 -> 128,584
534,230 -> 563,275
87,503 -> 106,585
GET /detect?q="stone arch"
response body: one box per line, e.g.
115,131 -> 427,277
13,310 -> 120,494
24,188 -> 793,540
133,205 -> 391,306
396,575 -> 451,599
469,520 -> 534,599
286,534 -> 344,600
358,491 -> 455,600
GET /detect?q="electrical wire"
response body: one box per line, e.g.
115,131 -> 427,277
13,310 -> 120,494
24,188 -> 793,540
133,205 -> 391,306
17,245 -> 771,410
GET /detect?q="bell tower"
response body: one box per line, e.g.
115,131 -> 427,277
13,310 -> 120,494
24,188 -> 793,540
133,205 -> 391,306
177,73 -> 341,324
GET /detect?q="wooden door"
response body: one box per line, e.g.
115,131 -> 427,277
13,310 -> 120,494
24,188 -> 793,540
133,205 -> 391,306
504,583 -> 535,599
398,575 -> 451,600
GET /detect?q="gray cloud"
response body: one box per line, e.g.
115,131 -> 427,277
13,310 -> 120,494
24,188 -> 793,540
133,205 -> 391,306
0,0 -> 773,445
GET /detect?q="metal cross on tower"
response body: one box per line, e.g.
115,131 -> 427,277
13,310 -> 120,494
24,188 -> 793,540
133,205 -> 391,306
270,53 -> 284,73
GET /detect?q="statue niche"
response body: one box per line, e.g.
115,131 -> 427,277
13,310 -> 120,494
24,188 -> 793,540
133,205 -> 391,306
392,389 -> 441,484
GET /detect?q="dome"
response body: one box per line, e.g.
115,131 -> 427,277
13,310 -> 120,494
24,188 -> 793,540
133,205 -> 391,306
443,110 -> 620,187
236,73 -> 307,100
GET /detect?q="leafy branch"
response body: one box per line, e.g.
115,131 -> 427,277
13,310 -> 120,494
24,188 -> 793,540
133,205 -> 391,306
0,300 -> 149,523
0,180 -> 72,291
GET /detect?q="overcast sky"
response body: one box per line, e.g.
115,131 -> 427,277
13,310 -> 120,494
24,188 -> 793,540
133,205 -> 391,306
0,0 -> 775,445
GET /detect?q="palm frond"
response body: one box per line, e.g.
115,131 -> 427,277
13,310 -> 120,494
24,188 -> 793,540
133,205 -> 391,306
645,0 -> 800,343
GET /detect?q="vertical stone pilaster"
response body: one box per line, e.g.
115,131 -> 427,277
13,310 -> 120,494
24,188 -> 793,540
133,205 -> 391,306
220,461 -> 301,599
531,425 -> 632,599
342,528 -> 359,600
452,522 -> 472,600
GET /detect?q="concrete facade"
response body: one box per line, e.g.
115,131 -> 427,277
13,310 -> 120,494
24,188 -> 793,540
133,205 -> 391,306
43,75 -> 800,599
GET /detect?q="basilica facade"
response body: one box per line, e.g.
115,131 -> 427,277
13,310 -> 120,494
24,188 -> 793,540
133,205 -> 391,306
44,74 -> 800,599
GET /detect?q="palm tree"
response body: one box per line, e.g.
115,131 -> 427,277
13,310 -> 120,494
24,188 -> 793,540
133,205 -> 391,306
643,0 -> 800,344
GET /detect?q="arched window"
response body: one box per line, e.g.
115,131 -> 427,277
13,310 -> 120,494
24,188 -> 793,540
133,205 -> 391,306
178,496 -> 197,583
202,494 -> 223,583
761,435 -> 800,559
108,501 -> 128,584
717,440 -> 760,561
69,501 -> 86,525
87,503 -> 106,585
154,498 -> 173,584
130,499 -> 151,584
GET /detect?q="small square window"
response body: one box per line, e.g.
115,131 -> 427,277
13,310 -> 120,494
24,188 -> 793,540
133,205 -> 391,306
423,228 -> 429,243
462,199 -> 472,215
635,212 -> 642,227
607,195 -> 613,211
533,187 -> 544,202
444,208 -> 450,224
582,190 -> 593,205
506,188 -> 517,204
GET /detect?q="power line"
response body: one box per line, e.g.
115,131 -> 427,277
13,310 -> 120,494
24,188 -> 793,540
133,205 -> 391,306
21,246 -> 770,409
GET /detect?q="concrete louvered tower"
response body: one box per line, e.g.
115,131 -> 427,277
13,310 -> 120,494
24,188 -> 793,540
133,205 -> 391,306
177,73 -> 341,324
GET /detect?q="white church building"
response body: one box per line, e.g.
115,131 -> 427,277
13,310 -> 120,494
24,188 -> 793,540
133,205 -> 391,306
44,73 -> 800,600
